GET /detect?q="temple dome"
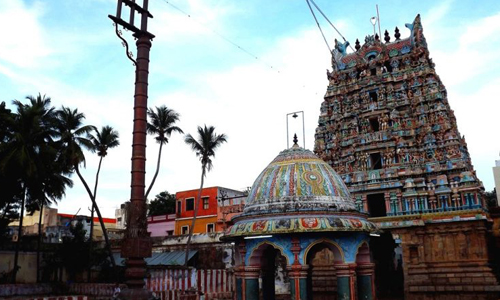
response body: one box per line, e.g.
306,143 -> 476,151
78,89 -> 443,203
242,145 -> 357,217
226,145 -> 376,238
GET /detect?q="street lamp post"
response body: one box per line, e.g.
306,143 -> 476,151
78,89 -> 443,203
286,111 -> 305,149
109,1 -> 155,299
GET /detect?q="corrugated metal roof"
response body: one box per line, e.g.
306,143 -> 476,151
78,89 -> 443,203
113,250 -> 197,267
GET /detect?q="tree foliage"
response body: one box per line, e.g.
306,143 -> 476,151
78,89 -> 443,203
183,125 -> 227,266
485,188 -> 498,208
0,94 -> 119,280
145,106 -> 183,198
148,191 -> 176,216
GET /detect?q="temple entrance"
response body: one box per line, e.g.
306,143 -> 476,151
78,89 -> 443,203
370,232 -> 404,299
249,243 -> 290,300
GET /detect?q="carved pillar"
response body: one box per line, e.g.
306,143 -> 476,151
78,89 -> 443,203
384,192 -> 391,215
362,194 -> 368,214
357,263 -> 375,300
235,242 -> 247,300
336,263 -> 357,300
243,266 -> 260,300
288,237 -> 308,300
287,265 -> 308,300
428,193 -> 436,212
396,191 -> 403,215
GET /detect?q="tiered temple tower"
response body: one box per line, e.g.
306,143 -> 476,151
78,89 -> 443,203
314,15 -> 500,300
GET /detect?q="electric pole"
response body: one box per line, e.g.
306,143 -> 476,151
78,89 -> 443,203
109,1 -> 154,299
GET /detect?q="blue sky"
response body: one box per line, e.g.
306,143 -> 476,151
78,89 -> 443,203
1,0 -> 499,217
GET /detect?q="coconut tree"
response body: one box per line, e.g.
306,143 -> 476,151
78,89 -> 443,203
183,125 -> 227,266
86,125 -> 120,281
145,106 -> 183,199
55,107 -> 116,267
1,94 -> 69,283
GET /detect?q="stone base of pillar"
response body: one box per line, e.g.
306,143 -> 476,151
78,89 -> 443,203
357,263 -> 375,300
336,263 -> 356,300
287,265 -> 308,300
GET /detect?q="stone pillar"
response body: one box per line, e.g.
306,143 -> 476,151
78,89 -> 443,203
397,191 -> 403,215
235,267 -> 245,300
288,236 -> 308,300
336,263 -> 356,300
243,266 -> 260,300
362,194 -> 368,213
357,263 -> 375,300
235,242 -> 248,300
287,265 -> 308,300
384,192 -> 391,215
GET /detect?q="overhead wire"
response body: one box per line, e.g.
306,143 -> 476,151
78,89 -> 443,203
160,0 -> 280,73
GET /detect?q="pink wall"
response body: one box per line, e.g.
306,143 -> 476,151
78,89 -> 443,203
147,214 -> 176,237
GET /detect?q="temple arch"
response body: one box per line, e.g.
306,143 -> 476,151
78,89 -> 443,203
304,238 -> 345,264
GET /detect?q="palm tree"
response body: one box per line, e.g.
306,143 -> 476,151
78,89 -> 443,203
1,94 -> 69,283
55,107 -> 116,267
145,106 -> 183,199
86,125 -> 119,281
183,125 -> 227,266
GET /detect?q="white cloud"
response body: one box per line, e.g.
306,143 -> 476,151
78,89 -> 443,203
0,0 -> 52,68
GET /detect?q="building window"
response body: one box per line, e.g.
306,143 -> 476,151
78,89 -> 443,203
370,153 -> 382,170
177,201 -> 182,214
369,118 -> 379,132
181,226 -> 189,235
167,230 -> 174,236
203,197 -> 209,209
367,193 -> 386,217
186,198 -> 194,211
207,223 -> 215,233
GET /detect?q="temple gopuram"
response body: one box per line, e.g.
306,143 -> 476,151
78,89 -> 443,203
314,14 -> 500,300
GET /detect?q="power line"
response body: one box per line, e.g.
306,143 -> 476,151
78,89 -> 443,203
158,0 -> 326,98
160,0 -> 280,73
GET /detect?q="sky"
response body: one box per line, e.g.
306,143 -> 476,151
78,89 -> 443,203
1,0 -> 499,218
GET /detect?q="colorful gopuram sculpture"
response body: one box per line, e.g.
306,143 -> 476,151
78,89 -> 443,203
315,14 -> 500,299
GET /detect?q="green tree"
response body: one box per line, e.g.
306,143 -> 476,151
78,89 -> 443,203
148,191 -> 176,216
86,125 -> 120,281
485,188 -> 498,208
0,95 -> 72,283
55,107 -> 116,267
145,106 -> 183,199
0,102 -> 21,243
183,125 -> 227,266
60,221 -> 90,282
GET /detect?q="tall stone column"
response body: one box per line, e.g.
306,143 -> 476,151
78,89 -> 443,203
357,263 -> 375,300
336,263 -> 357,300
287,265 -> 308,300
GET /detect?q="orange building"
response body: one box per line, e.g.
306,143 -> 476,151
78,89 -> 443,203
175,186 -> 246,235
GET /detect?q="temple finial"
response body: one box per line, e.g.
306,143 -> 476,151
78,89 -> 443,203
394,26 -> 401,40
293,134 -> 299,146
384,30 -> 390,43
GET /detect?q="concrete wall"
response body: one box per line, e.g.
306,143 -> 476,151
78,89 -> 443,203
0,251 -> 37,283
